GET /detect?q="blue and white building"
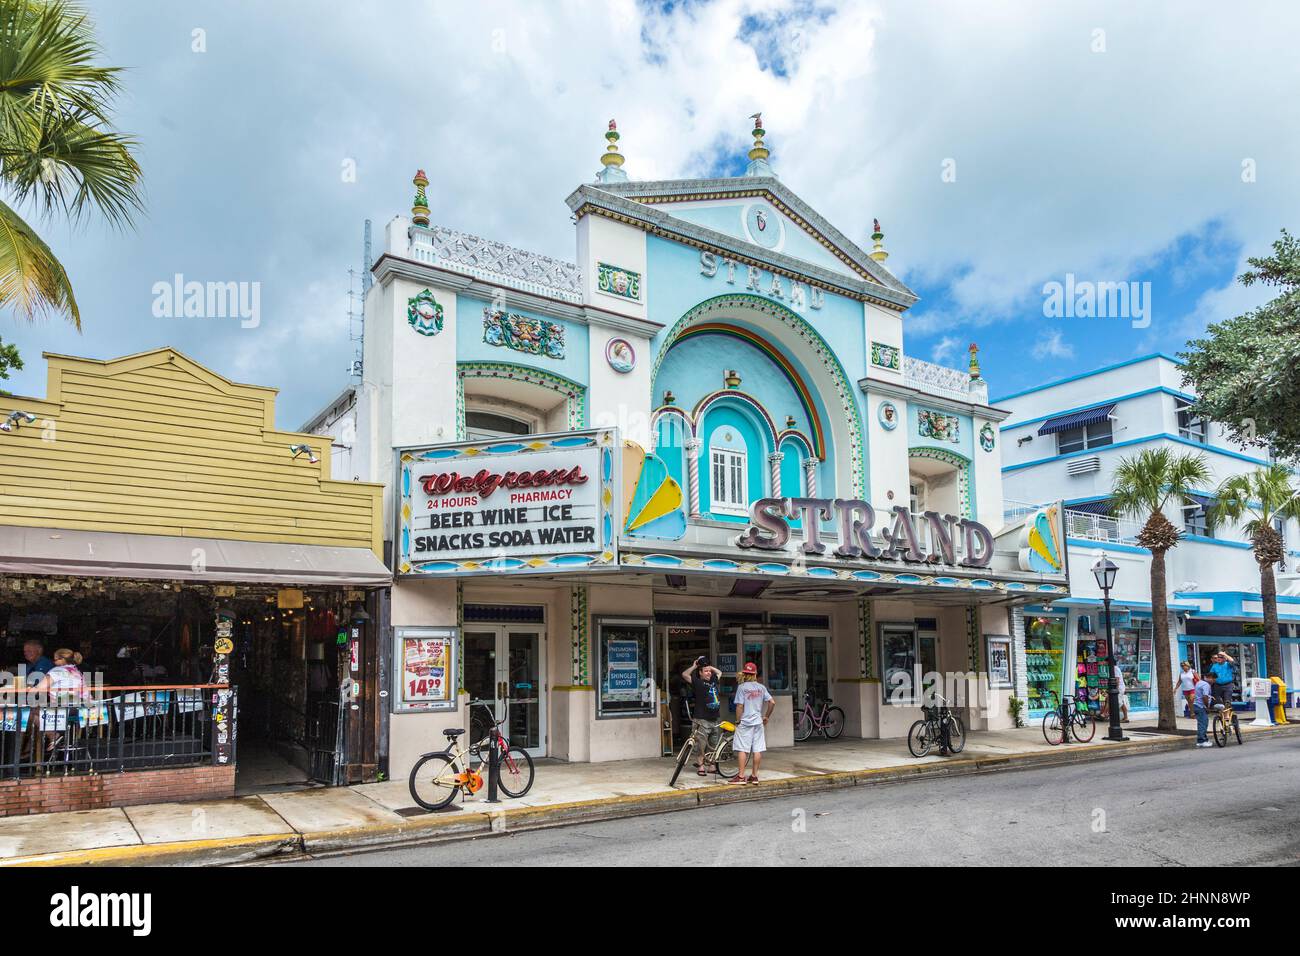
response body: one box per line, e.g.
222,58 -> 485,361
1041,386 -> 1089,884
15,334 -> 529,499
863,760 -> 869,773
318,119 -> 1072,770
999,353 -> 1300,721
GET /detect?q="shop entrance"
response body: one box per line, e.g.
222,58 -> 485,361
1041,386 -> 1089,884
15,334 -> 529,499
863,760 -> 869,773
659,626 -> 711,750
790,633 -> 830,706
1189,641 -> 1258,703
463,625 -> 546,756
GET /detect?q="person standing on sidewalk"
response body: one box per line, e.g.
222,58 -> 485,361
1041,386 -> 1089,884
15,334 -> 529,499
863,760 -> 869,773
1173,661 -> 1198,718
1192,672 -> 1214,747
730,662 -> 774,785
681,656 -> 722,775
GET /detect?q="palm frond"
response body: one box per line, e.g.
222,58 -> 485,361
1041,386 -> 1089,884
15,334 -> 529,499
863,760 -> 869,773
0,194 -> 79,326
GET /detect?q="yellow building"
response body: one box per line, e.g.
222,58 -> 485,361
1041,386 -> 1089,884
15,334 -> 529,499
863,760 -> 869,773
0,350 -> 389,811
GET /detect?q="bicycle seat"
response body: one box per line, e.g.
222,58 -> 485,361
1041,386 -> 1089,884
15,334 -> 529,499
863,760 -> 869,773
442,727 -> 465,737
719,721 -> 736,732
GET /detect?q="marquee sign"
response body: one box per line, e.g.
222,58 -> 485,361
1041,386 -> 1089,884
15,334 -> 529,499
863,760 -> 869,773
735,496 -> 995,568
395,431 -> 619,575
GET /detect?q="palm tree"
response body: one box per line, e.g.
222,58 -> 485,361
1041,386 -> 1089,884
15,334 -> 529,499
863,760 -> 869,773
1111,448 -> 1211,731
0,0 -> 142,327
1211,465 -> 1300,682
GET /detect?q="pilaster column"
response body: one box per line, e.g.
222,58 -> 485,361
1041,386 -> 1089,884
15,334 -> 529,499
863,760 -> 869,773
685,438 -> 703,517
802,457 -> 818,497
768,451 -> 784,497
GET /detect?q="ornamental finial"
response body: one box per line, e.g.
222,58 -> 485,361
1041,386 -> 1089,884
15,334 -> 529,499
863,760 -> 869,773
748,112 -> 769,163
596,119 -> 628,183
969,342 -> 982,380
869,218 -> 888,262
411,168 -> 430,227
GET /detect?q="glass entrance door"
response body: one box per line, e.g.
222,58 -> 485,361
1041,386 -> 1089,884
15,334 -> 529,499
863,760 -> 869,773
462,625 -> 546,756
791,633 -> 830,706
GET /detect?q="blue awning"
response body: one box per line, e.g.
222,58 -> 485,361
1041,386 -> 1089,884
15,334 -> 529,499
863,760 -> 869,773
1038,402 -> 1116,435
1066,498 -> 1114,516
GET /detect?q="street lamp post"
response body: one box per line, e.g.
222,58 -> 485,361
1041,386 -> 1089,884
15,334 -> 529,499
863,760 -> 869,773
1092,553 -> 1129,742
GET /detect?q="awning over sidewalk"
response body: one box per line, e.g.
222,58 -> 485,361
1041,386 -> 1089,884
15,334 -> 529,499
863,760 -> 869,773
0,525 -> 391,587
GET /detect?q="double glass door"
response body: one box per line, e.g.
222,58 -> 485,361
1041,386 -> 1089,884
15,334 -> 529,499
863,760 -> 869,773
463,625 -> 545,756
790,633 -> 830,707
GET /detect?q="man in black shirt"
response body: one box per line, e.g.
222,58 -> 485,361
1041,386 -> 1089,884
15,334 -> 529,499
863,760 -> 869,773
682,656 -> 722,775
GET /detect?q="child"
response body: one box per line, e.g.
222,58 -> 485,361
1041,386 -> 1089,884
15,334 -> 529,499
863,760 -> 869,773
730,662 -> 774,785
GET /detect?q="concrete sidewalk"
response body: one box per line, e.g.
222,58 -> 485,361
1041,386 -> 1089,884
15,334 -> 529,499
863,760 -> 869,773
2,714 -> 1295,866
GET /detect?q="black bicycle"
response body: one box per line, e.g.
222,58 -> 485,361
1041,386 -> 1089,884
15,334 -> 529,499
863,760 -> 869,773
1042,690 -> 1096,745
907,694 -> 966,757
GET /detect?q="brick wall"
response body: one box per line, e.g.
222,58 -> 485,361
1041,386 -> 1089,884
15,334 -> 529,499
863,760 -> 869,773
0,765 -> 235,817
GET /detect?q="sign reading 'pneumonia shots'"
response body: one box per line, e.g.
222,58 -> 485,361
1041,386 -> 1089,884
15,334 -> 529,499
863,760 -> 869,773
407,446 -> 603,565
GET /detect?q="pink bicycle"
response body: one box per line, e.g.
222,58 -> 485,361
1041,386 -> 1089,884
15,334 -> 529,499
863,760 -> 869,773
793,690 -> 845,741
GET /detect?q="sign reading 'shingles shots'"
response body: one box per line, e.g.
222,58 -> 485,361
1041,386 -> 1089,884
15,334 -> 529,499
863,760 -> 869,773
396,431 -> 619,575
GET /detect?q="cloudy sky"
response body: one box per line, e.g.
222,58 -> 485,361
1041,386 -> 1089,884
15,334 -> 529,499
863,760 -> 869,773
3,0 -> 1297,425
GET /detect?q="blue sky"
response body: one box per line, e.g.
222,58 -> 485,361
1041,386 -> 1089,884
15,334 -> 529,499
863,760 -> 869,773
1,0 -> 1294,425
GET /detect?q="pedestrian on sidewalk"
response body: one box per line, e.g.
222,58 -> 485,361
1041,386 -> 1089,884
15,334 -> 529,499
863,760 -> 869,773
682,655 -> 722,775
1173,661 -> 1197,718
1115,665 -> 1130,723
730,662 -> 773,785
1192,672 -> 1214,747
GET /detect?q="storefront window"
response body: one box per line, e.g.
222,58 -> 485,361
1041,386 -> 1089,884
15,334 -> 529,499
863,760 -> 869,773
881,624 -> 918,703
985,635 -> 1013,689
768,640 -> 792,694
1114,624 -> 1154,711
597,618 -> 654,718
1025,616 -> 1065,715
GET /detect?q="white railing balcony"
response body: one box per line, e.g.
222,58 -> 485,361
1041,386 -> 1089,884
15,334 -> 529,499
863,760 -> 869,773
1063,509 -> 1143,546
1002,499 -> 1046,524
902,356 -> 988,403
406,224 -> 584,303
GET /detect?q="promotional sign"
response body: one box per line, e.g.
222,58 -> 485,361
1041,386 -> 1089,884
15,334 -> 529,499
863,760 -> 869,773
605,639 -> 642,701
396,431 -> 618,576
396,629 -> 455,711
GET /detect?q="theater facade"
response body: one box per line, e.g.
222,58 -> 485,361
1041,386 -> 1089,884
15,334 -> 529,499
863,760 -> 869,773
342,119 -> 1071,771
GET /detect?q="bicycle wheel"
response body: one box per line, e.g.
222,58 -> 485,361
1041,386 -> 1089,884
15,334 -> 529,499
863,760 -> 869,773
793,709 -> 814,742
823,706 -> 846,739
1232,714 -> 1243,746
1042,711 -> 1065,746
713,737 -> 740,780
1212,714 -> 1227,747
1072,711 -> 1096,743
408,752 -> 460,811
907,719 -> 932,758
945,715 -> 966,753
495,745 -> 535,798
668,738 -> 695,787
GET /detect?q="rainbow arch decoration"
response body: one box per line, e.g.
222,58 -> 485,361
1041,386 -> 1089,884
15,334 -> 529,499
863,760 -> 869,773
667,322 -> 827,460
622,441 -> 686,541
1018,503 -> 1065,574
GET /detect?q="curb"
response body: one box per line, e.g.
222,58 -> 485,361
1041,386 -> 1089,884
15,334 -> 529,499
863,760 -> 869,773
9,722 -> 1297,866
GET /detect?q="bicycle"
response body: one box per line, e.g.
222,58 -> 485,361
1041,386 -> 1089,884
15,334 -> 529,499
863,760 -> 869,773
793,691 -> 845,742
668,719 -> 740,786
1211,700 -> 1243,747
1041,690 -> 1096,745
408,725 -> 534,812
907,695 -> 966,757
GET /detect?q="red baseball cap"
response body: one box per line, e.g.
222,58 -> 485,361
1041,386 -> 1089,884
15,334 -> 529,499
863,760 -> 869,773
742,662 -> 758,675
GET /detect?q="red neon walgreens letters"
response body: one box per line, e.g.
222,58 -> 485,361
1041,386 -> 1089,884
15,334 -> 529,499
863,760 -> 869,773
418,466 -> 589,499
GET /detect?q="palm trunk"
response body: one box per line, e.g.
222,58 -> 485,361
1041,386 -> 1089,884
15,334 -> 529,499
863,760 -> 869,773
1150,549 -> 1176,731
1261,560 -> 1282,679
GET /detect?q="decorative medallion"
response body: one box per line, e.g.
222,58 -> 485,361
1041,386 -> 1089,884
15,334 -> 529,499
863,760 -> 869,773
605,337 -> 636,373
918,408 -> 961,443
743,202 -> 783,250
878,401 -> 899,431
597,262 -> 641,301
483,309 -> 565,359
979,423 -> 996,452
870,341 -> 901,371
407,289 -> 443,336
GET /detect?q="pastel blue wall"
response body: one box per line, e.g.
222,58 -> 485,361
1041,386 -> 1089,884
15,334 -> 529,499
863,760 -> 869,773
700,403 -> 770,522
455,294 -> 590,386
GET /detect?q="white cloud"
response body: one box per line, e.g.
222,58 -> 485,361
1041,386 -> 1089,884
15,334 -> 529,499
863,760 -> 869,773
1031,329 -> 1074,360
930,335 -> 962,365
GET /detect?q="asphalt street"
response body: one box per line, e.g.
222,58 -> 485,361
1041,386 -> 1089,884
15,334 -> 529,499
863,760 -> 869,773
289,735 -> 1300,866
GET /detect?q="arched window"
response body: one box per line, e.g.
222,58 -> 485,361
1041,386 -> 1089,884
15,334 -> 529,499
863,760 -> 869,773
465,410 -> 533,441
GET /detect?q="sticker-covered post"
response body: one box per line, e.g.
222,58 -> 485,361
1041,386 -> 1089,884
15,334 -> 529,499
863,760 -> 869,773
211,606 -> 236,766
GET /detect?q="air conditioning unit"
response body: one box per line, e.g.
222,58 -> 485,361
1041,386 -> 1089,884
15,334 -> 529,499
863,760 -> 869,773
1067,456 -> 1101,476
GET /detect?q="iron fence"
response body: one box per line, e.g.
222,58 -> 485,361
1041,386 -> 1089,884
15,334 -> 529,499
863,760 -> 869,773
0,684 -> 233,779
